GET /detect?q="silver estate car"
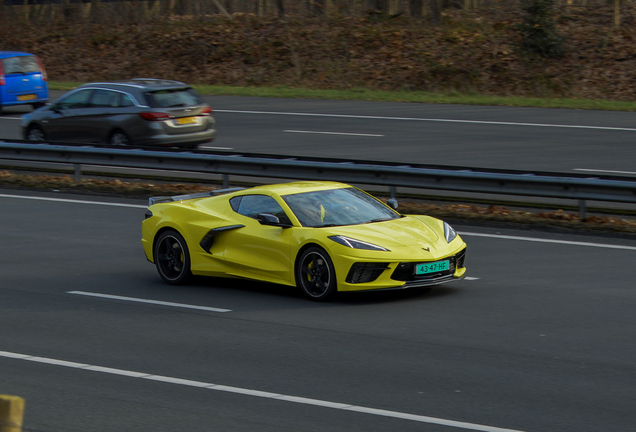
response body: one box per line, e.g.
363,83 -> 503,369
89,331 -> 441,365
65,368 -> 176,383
21,79 -> 216,148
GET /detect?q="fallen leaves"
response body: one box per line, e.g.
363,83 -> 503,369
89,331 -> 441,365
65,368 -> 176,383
3,5 -> 636,99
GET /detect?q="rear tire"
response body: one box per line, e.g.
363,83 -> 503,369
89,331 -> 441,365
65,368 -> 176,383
154,230 -> 193,285
296,246 -> 337,301
109,130 -> 131,146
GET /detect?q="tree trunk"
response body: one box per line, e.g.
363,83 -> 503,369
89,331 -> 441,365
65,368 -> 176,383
428,0 -> 441,25
275,0 -> 284,16
410,0 -> 423,17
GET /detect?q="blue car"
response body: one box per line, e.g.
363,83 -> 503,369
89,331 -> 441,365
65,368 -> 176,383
0,51 -> 48,114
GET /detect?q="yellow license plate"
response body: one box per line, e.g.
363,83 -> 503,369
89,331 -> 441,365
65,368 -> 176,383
175,116 -> 197,125
18,94 -> 37,101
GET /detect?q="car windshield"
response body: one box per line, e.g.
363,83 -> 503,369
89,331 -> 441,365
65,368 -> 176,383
282,187 -> 400,228
144,88 -> 203,108
1,56 -> 39,74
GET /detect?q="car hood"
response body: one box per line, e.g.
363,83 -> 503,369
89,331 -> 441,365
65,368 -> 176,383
326,216 -> 442,249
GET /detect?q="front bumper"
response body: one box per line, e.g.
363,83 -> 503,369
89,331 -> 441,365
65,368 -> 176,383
334,246 -> 467,292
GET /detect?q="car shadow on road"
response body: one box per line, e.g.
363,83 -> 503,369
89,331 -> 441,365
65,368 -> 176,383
185,275 -> 462,306
337,285 -> 461,305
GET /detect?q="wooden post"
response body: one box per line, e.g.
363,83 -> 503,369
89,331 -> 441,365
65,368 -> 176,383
614,0 -> 620,27
0,395 -> 25,432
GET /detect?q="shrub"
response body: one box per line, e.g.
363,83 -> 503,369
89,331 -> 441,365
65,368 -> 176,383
515,0 -> 565,58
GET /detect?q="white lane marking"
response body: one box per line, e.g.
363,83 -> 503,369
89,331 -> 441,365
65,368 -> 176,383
459,232 -> 636,250
574,168 -> 636,176
284,130 -> 384,137
465,277 -> 480,280
0,350 -> 525,432
68,291 -> 232,313
0,193 -> 146,208
216,109 -> 636,132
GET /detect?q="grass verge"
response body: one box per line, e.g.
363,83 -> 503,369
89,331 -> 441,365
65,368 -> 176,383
48,82 -> 636,111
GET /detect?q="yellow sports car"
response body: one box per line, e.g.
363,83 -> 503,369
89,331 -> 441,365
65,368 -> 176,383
141,181 -> 467,301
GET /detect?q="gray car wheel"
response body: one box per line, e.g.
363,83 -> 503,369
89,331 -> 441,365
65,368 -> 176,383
26,125 -> 46,142
109,130 -> 131,146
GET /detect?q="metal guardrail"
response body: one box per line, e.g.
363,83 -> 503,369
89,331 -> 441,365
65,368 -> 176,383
2,141 -> 636,217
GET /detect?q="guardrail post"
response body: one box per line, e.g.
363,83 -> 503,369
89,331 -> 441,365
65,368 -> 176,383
579,199 -> 587,219
0,395 -> 25,432
74,164 -> 82,183
390,186 -> 397,199
222,174 -> 229,189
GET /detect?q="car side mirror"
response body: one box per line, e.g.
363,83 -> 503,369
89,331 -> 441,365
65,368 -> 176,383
257,213 -> 292,228
387,198 -> 398,210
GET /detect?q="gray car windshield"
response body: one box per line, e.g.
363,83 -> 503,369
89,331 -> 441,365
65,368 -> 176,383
282,187 -> 400,228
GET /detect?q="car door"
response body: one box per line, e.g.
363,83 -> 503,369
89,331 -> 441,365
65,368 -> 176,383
223,194 -> 294,284
81,89 -> 125,143
44,89 -> 93,142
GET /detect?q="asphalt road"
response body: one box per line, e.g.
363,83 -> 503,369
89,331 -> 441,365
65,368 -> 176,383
1,190 -> 636,432
1,91 -> 636,175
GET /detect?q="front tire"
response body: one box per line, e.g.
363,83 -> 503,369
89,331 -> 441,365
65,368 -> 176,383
26,125 -> 46,142
296,246 -> 337,301
154,230 -> 192,285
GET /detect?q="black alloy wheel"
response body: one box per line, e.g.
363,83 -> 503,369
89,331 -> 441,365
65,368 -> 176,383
296,246 -> 337,301
154,230 -> 192,285
26,125 -> 46,142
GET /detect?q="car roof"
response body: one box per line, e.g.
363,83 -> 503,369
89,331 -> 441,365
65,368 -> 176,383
247,181 -> 351,196
78,79 -> 190,92
0,51 -> 36,59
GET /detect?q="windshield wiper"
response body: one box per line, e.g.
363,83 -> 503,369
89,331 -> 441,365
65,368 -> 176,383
365,218 -> 393,224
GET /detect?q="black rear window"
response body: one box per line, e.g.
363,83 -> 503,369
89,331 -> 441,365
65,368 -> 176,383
1,56 -> 40,74
143,88 -> 203,108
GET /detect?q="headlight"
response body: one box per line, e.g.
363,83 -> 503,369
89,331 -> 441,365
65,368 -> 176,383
444,222 -> 457,243
329,235 -> 390,251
